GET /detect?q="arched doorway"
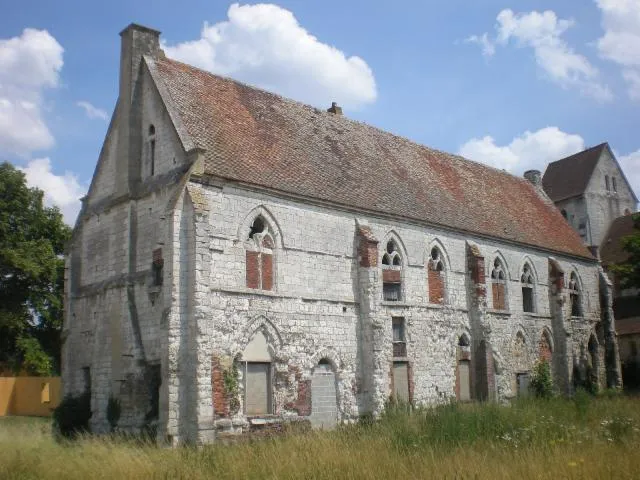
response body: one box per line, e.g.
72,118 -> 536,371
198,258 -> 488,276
310,359 -> 338,429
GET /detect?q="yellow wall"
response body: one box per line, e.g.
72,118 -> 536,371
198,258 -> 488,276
0,377 -> 61,417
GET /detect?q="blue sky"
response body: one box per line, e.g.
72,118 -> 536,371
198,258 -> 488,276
1,0 -> 638,223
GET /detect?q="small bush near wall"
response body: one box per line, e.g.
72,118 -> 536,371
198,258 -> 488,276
52,392 -> 91,439
530,361 -> 554,398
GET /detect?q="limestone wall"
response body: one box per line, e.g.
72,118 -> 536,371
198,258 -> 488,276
170,180 -> 602,443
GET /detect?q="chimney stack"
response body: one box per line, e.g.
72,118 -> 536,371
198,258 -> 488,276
524,170 -> 542,187
327,102 -> 343,115
116,24 -> 161,195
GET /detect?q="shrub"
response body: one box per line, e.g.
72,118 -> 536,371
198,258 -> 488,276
529,360 -> 554,398
53,392 -> 91,439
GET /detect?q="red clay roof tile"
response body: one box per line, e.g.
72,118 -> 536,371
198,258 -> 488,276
153,57 -> 593,260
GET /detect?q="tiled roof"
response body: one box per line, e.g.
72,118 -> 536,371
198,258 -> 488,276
601,214 -> 639,266
616,317 -> 640,336
151,57 -> 593,260
542,143 -> 606,202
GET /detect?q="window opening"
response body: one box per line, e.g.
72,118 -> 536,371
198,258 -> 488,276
148,124 -> 156,177
605,175 -> 610,191
568,272 -> 582,317
428,247 -> 445,304
612,177 -> 617,192
491,258 -> 507,310
152,248 -> 163,286
246,217 -> 274,291
521,263 -> 535,313
392,317 -> 406,357
382,240 -> 402,301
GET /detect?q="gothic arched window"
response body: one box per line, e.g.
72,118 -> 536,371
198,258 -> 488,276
568,272 -> 582,317
491,257 -> 507,310
428,247 -> 445,304
246,216 -> 275,291
521,263 -> 535,313
382,240 -> 402,301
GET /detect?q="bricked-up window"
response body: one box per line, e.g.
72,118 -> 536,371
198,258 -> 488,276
152,248 -> 163,286
148,124 -> 156,177
428,247 -> 445,304
568,272 -> 582,317
491,258 -> 507,310
392,317 -> 407,357
246,217 -> 275,291
382,240 -> 402,301
521,263 -> 535,313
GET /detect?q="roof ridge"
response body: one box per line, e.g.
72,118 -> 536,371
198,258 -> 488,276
546,142 -> 607,167
156,57 -> 538,186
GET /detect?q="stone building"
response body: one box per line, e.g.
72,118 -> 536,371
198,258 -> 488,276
600,214 -> 640,389
542,143 -> 638,250
63,24 -> 620,444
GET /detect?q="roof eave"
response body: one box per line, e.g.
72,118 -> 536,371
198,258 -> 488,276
193,172 -> 597,263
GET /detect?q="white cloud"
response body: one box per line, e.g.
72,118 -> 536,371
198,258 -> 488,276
618,149 -> 640,199
467,9 -> 612,101
458,127 -> 585,174
0,28 -> 63,156
162,3 -> 377,109
76,100 -> 108,121
595,0 -> 640,100
464,33 -> 496,57
19,158 -> 86,225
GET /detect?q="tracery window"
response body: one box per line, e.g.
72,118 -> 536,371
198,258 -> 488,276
382,240 -> 402,301
521,263 -> 535,313
568,272 -> 582,317
428,247 -> 445,304
246,217 -> 274,290
491,258 -> 507,310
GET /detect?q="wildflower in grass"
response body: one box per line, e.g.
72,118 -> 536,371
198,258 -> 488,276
568,462 -> 578,467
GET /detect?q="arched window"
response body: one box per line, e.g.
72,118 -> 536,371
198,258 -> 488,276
428,247 -> 445,304
568,272 -> 582,317
539,330 -> 553,365
246,216 -> 275,290
382,240 -> 402,301
148,124 -> 156,176
491,257 -> 507,310
605,175 -> 610,191
521,263 -> 535,313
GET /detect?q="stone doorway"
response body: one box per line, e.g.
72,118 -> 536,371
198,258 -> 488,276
310,360 -> 338,429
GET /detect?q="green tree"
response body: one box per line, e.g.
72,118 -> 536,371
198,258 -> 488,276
611,213 -> 640,293
0,162 -> 71,375
611,213 -> 640,292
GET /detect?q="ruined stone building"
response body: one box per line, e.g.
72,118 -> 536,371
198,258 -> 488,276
63,24 -> 620,444
542,143 -> 638,251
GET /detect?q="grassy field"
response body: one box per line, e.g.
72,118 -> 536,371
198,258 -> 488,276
1,395 -> 640,479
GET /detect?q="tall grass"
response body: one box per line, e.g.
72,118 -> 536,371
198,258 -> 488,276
1,396 -> 639,479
